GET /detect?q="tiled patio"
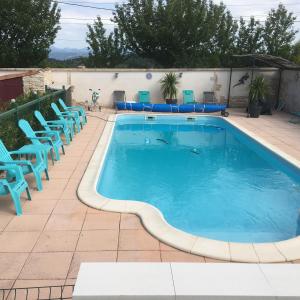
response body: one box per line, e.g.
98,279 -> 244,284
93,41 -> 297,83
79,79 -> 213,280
0,108 -> 300,292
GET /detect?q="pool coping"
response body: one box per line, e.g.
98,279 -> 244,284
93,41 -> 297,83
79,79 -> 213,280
78,113 -> 300,263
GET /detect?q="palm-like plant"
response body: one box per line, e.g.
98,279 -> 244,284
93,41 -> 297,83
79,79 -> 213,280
160,72 -> 179,101
248,75 -> 269,117
249,75 -> 268,106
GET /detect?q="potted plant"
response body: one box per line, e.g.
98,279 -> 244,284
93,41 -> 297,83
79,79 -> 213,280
248,75 -> 269,118
160,72 -> 179,104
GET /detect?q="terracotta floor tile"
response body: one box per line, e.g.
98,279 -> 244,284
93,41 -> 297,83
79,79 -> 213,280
67,178 -> 81,186
19,252 -> 73,280
10,280 -> 66,300
120,214 -> 143,229
22,200 -> 57,215
13,279 -> 65,288
0,253 -> 29,279
161,251 -> 205,262
54,162 -> 78,172
86,207 -> 103,214
60,188 -> 78,200
62,282 -> 75,299
292,259 -> 300,263
117,251 -> 161,262
76,230 -> 119,251
0,232 -> 40,252
53,201 -> 87,214
0,280 -> 14,289
119,229 -> 160,251
42,179 -> 69,191
5,215 -> 48,232
160,242 -> 180,252
45,213 -> 86,231
33,231 -> 80,252
83,212 -> 120,230
47,169 -> 74,180
204,257 -> 230,263
0,215 -> 13,231
68,251 -> 117,278
31,189 -> 64,201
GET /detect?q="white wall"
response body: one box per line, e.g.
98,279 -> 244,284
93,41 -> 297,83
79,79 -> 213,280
280,70 -> 300,113
0,68 -> 279,108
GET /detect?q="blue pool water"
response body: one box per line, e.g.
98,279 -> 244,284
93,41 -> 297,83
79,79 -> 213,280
97,115 -> 300,243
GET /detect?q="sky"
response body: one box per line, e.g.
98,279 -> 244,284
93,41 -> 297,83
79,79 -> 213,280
54,0 -> 300,49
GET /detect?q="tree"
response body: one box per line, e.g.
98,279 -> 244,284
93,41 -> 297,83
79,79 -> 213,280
236,17 -> 264,54
264,4 -> 297,58
86,17 -> 126,67
0,0 -> 60,67
207,4 -> 238,67
113,0 -> 238,67
291,41 -> 300,64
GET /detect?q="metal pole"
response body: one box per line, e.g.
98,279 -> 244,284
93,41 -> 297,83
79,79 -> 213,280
276,69 -> 282,109
227,67 -> 233,107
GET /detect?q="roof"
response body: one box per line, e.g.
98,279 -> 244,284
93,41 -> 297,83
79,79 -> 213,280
232,54 -> 300,70
0,70 -> 39,81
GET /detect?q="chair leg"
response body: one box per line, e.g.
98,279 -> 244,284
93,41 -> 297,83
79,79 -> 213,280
64,130 -> 71,144
76,121 -> 81,133
62,145 -> 65,155
34,170 -> 43,191
26,187 -> 32,200
50,150 -> 55,165
12,192 -> 22,216
42,150 -> 49,169
54,146 -> 60,161
45,169 -> 49,180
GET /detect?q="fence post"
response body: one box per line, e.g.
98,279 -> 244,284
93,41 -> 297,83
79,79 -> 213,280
15,105 -> 18,122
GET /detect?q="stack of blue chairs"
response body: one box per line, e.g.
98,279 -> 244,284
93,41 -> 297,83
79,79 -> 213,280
0,99 -> 87,215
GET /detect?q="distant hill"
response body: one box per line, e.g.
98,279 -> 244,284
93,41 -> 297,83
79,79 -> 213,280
49,47 -> 89,60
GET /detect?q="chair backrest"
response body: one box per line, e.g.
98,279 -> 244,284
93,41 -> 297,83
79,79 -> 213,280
0,140 -> 13,162
138,91 -> 150,103
183,90 -> 194,104
51,103 -> 63,117
34,111 -> 51,131
18,119 -> 40,146
58,98 -> 68,110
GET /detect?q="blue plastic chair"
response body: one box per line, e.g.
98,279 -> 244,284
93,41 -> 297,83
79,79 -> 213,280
34,110 -> 72,145
183,90 -> 196,104
18,119 -> 64,164
51,103 -> 80,134
58,98 -> 87,125
138,91 -> 151,103
0,165 -> 31,216
0,140 -> 48,191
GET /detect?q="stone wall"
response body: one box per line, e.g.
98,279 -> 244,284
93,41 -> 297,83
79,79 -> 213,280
22,71 -> 46,94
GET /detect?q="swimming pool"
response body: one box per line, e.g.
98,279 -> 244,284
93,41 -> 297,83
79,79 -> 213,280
96,115 -> 300,243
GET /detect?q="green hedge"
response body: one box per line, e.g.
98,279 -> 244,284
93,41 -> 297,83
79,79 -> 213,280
0,89 -> 66,150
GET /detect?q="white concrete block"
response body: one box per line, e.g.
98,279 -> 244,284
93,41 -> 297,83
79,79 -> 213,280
73,263 -> 175,300
260,264 -> 300,298
171,263 -> 275,299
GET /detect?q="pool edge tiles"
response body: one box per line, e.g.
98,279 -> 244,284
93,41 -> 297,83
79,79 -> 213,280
77,113 -> 300,263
